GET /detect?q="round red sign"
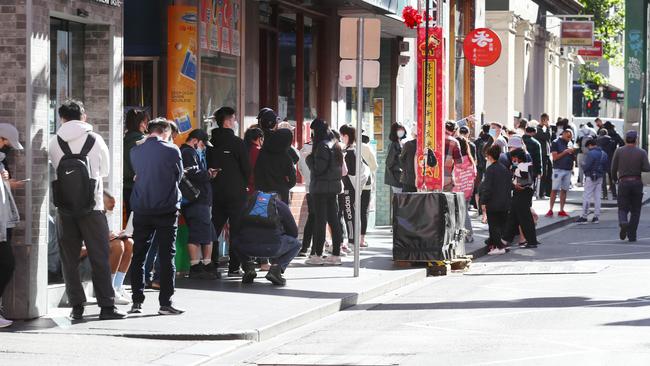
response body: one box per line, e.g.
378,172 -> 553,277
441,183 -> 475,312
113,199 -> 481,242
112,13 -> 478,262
463,28 -> 502,67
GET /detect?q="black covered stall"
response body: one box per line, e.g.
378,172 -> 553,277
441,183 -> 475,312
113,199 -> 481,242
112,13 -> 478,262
392,192 -> 467,262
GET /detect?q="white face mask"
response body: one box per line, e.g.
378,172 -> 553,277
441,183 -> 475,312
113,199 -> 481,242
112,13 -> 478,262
397,130 -> 406,139
231,121 -> 239,133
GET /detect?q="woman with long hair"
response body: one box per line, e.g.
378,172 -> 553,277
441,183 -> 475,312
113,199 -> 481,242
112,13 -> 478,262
305,118 -> 344,266
455,134 -> 477,243
385,122 -> 406,194
338,125 -> 368,253
123,109 -> 148,220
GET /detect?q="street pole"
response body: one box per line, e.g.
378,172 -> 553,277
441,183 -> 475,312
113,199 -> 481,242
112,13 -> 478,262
354,18 -> 364,278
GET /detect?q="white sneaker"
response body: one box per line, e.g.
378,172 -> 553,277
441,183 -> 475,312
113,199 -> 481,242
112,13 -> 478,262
0,315 -> 13,328
114,291 -> 131,305
341,244 -> 353,255
305,255 -> 325,265
324,256 -> 342,266
488,248 -> 506,256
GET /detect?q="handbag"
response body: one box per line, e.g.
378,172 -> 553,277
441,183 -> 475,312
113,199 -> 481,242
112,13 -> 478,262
180,174 -> 200,203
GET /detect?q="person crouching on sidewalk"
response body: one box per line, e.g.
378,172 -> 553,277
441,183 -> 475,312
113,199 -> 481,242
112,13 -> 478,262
233,192 -> 301,286
502,148 -> 540,249
480,145 -> 512,255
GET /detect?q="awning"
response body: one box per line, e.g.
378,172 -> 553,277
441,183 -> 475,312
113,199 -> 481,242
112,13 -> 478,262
337,8 -> 416,38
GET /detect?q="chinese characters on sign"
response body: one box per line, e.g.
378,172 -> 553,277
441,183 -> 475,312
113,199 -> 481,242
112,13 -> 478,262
463,28 -> 502,67
416,27 -> 445,191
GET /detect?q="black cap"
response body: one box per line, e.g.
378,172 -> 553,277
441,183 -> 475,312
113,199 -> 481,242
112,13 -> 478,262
257,108 -> 279,130
459,126 -> 469,134
188,128 -> 213,147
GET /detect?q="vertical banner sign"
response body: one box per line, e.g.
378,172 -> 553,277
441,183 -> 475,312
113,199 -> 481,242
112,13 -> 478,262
167,6 -> 198,136
210,0 -> 220,51
199,0 -> 210,50
416,26 -> 445,190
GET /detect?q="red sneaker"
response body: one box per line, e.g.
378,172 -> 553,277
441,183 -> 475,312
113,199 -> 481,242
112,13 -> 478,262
558,211 -> 569,217
545,210 -> 553,217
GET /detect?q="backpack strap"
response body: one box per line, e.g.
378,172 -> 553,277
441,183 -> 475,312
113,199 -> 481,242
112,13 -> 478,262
57,136 -> 73,156
79,134 -> 96,157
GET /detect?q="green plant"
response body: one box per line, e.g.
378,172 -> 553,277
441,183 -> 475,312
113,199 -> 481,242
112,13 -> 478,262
577,0 -> 625,101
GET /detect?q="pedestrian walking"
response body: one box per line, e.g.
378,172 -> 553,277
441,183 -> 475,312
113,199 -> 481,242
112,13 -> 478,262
597,129 -> 616,200
480,145 -> 511,255
385,122 -> 406,194
129,118 -> 184,315
576,123 -> 597,186
123,109 -> 148,222
576,139 -> 608,224
612,131 -> 650,242
360,132 -> 378,248
0,123 -> 23,328
207,107 -> 251,276
305,118 -> 344,266
181,128 -> 220,280
502,148 -> 539,249
602,121 -> 625,199
254,108 -> 297,204
535,113 -> 553,198
49,100 -> 126,320
399,132 -> 417,193
546,128 -> 575,217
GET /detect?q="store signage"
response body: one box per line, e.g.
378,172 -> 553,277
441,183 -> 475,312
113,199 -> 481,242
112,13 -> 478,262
577,40 -> 603,61
463,28 -> 502,67
416,26 -> 445,190
199,0 -> 241,56
168,5 -> 198,140
560,21 -> 594,46
92,0 -> 121,6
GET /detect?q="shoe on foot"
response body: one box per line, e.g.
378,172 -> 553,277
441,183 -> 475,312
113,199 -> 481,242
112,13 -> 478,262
159,304 -> 185,315
305,255 -> 324,265
545,210 -> 554,217
518,242 -> 528,248
341,244 -> 353,254
629,237 -> 637,242
228,270 -> 244,278
558,211 -> 569,217
620,224 -> 628,240
265,266 -> 286,286
128,303 -> 142,314
0,315 -> 12,328
488,247 -> 506,255
591,217 -> 599,224
297,250 -> 308,258
524,243 -> 538,249
203,262 -> 222,279
324,255 -> 342,266
70,305 -> 84,320
241,268 -> 257,284
99,306 -> 127,320
576,217 -> 588,224
114,292 -> 131,305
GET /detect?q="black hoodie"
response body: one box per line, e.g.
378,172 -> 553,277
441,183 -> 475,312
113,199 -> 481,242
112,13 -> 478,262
207,127 -> 251,202
254,129 -> 297,203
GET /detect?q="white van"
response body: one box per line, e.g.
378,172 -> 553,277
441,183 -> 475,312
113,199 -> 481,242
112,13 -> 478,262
572,117 -> 625,133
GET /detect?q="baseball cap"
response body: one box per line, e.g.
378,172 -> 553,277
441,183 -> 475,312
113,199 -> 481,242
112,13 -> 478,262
0,123 -> 23,150
188,128 -> 213,147
625,130 -> 638,141
459,126 -> 469,134
508,135 -> 524,149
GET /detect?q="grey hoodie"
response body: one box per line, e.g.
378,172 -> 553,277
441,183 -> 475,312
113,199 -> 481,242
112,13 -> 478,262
48,120 -> 110,211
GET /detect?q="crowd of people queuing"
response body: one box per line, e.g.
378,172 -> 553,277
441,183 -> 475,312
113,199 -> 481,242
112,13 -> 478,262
1,98 -> 649,326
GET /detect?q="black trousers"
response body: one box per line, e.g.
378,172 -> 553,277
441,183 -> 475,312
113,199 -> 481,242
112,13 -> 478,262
540,155 -> 553,197
311,193 -> 343,256
301,193 -> 315,252
0,240 -> 15,301
130,212 -> 178,307
503,189 -> 538,245
123,187 -> 132,221
361,190 -> 371,235
212,196 -> 245,272
57,211 -> 114,307
486,211 -> 508,249
339,191 -> 355,244
602,170 -> 617,197
618,180 -> 644,240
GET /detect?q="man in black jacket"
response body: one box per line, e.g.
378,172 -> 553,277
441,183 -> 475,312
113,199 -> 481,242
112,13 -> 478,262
254,109 -> 297,204
207,107 -> 251,276
535,113 -> 553,198
480,145 -> 512,256
523,126 -> 542,192
181,129 -> 219,280
130,118 -> 184,315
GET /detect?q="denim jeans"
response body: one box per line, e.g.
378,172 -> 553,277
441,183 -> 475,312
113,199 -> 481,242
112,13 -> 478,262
236,235 -> 301,271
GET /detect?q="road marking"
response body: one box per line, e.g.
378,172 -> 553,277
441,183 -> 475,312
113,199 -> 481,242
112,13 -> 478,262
464,350 -> 591,366
539,251 -> 650,261
566,238 -> 650,245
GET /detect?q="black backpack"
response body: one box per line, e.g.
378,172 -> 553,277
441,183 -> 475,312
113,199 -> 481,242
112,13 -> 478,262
52,135 -> 97,217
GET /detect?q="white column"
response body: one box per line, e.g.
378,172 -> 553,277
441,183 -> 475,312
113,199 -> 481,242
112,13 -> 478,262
473,0 -> 485,131
484,11 -> 518,127
514,20 -> 533,116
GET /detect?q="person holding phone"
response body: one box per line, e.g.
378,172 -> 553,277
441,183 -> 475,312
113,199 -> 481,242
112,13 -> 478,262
103,191 -> 133,305
547,128 -> 575,217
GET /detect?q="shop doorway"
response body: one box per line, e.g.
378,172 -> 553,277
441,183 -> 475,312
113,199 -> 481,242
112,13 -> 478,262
259,5 -> 324,148
124,57 -> 159,119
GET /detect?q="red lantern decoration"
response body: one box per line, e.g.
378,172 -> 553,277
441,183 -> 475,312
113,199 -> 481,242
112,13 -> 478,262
402,6 -> 422,29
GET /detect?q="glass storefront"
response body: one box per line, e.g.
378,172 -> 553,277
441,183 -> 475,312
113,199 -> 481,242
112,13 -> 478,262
124,58 -> 158,118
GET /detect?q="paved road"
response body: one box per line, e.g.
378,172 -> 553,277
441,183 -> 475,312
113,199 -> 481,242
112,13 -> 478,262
211,205 -> 650,366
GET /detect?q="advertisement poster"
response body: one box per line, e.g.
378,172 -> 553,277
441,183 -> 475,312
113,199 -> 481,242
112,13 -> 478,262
199,0 -> 211,50
167,5 -> 198,138
220,0 -> 232,54
231,0 -> 241,56
209,0 -> 220,51
415,26 -> 445,190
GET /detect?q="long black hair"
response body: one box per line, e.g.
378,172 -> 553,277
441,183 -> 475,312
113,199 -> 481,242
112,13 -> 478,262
388,122 -> 405,143
125,109 -> 148,134
339,125 -> 356,148
311,118 -> 343,164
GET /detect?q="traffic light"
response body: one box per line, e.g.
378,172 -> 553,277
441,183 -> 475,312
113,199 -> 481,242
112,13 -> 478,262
585,99 -> 601,117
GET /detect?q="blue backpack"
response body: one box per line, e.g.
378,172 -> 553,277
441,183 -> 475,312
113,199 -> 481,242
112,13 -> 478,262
242,191 -> 282,229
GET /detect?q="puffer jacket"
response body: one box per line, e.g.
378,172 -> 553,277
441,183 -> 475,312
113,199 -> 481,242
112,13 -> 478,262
307,140 -> 343,195
254,129 -> 297,203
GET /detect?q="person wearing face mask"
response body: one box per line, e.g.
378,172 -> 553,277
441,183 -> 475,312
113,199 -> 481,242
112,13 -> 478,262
207,107 -> 251,277
180,128 -> 220,280
501,148 -> 539,250
487,122 -> 508,153
385,122 -> 406,194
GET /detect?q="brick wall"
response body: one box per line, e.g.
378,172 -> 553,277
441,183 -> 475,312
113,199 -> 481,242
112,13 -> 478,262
2,0 -> 123,319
